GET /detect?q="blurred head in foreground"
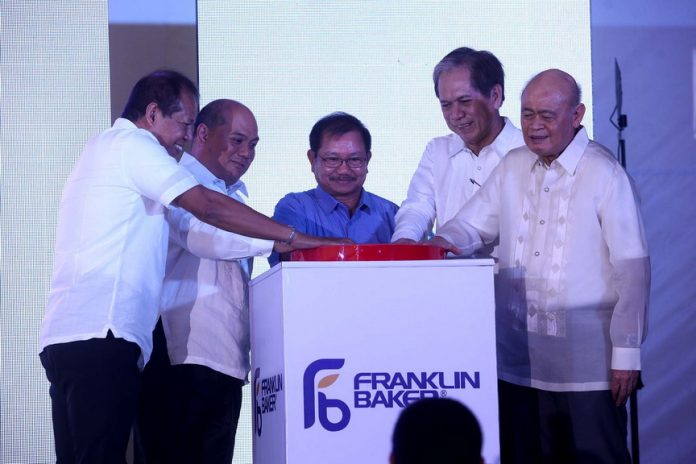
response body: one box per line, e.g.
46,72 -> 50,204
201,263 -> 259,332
390,398 -> 483,464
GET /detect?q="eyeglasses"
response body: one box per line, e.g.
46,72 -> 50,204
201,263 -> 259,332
317,155 -> 367,169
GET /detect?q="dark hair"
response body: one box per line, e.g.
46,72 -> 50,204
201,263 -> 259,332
570,81 -> 583,107
433,47 -> 505,102
121,69 -> 199,122
391,398 -> 482,464
309,112 -> 372,153
194,99 -> 233,133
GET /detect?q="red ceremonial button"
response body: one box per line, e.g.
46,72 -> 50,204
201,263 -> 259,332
289,244 -> 446,262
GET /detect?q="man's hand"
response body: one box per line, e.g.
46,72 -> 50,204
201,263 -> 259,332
272,241 -> 293,254
273,232 -> 353,254
392,238 -> 417,245
430,235 -> 462,255
610,369 -> 640,406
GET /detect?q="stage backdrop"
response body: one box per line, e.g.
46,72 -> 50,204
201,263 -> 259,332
196,0 -> 593,274
197,1 -> 592,462
1,1 -> 111,463
4,1 -> 695,464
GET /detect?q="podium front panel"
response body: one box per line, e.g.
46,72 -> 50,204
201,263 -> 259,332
250,260 -> 499,464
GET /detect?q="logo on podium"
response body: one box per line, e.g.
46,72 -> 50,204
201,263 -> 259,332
303,358 -> 352,432
253,367 -> 284,436
302,358 -> 482,433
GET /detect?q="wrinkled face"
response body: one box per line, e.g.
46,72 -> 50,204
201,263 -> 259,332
437,66 -> 502,154
521,81 -> 584,162
309,130 -> 370,201
207,106 -> 259,185
151,91 -> 198,158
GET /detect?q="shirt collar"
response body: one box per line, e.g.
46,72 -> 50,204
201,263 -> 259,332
227,179 -> 248,198
113,117 -> 159,144
545,127 -> 589,175
113,118 -> 136,130
315,185 -> 368,214
179,152 -> 248,197
448,117 -> 517,159
447,133 -> 466,158
492,117 -> 522,155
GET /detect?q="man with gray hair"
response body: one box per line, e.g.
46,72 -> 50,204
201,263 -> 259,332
433,69 -> 650,463
392,47 -> 523,251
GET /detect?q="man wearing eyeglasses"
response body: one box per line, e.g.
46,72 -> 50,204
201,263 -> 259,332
269,112 -> 398,266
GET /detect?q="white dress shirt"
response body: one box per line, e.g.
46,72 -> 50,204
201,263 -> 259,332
392,118 -> 524,249
437,128 -> 650,392
40,119 -> 199,367
160,153 -> 274,381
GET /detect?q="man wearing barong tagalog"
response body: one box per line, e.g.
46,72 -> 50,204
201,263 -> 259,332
433,69 -> 650,463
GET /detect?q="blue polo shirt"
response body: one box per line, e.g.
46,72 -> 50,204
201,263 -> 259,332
269,186 -> 399,266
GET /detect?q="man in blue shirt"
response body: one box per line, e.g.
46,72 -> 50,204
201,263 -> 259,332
270,112 -> 398,265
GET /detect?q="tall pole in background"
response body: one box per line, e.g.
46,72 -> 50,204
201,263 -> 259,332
611,59 -> 628,167
610,59 -> 640,464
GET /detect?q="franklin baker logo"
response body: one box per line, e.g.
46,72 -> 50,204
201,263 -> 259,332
303,358 -> 351,432
253,367 -> 283,437
303,358 -> 480,432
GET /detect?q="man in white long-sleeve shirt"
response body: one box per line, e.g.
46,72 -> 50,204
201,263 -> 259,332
433,69 -> 650,464
39,72 -> 345,464
392,47 -> 523,254
135,100 -> 274,463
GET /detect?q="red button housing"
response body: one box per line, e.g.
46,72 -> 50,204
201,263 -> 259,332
289,244 -> 446,262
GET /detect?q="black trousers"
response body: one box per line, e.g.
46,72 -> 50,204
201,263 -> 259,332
135,321 -> 244,464
498,380 -> 631,464
133,320 -> 175,464
40,333 -> 142,464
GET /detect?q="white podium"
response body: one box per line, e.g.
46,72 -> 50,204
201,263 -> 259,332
250,259 -> 499,464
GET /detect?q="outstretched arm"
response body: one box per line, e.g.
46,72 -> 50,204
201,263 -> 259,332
175,185 -> 350,250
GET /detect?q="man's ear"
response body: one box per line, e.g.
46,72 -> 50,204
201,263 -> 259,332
144,102 -> 159,127
195,123 -> 208,143
573,103 -> 586,128
307,149 -> 317,169
490,84 -> 503,110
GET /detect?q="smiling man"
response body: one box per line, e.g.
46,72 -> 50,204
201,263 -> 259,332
432,69 -> 650,463
392,47 -> 523,255
39,72 -> 347,463
269,112 -> 398,266
134,99 -> 272,463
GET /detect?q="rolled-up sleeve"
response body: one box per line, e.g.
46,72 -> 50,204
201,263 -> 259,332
121,133 -> 199,206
